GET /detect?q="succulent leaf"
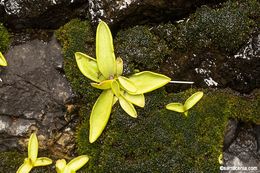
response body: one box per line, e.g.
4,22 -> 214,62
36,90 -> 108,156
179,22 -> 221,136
89,89 -> 114,143
116,57 -> 123,76
34,157 -> 53,167
75,52 -> 100,82
128,71 -> 171,94
0,52 -> 7,66
66,155 -> 89,171
16,160 -> 33,173
111,80 -> 121,97
166,103 -> 185,113
118,76 -> 137,93
96,21 -> 116,79
55,159 -> 67,173
123,92 -> 145,108
184,91 -> 203,110
119,96 -> 137,118
91,80 -> 113,90
28,133 -> 38,163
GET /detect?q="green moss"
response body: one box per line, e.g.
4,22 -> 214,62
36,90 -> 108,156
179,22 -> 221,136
0,151 -> 53,173
152,0 -> 259,54
115,26 -> 170,73
77,89 -> 259,172
55,19 -> 100,104
0,23 -> 10,52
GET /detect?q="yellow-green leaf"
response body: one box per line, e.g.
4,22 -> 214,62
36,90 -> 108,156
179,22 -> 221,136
28,133 -> 38,163
89,90 -> 114,143
184,111 -> 188,117
75,52 -> 100,82
91,80 -> 113,90
0,52 -> 7,66
166,103 -> 185,113
111,80 -> 121,97
118,76 -> 137,93
16,160 -> 33,173
55,159 -> 66,173
96,21 -> 116,79
124,92 -> 145,108
34,157 -> 52,167
128,71 -> 171,94
113,96 -> 118,105
116,57 -> 123,76
119,96 -> 137,118
67,155 -> 89,171
184,91 -> 203,110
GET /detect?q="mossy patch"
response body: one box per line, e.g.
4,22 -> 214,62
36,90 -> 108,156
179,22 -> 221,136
152,0 -> 259,54
77,89 -> 259,172
55,19 -> 100,104
115,26 -> 170,73
0,23 -> 10,52
0,151 -> 53,173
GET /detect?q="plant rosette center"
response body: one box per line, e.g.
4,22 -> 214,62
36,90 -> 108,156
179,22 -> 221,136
75,21 -> 171,143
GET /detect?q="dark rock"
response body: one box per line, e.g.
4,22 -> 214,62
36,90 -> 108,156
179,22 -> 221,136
223,119 -> 239,151
0,36 -> 73,151
88,0 -> 227,28
0,0 -> 88,29
223,124 -> 260,173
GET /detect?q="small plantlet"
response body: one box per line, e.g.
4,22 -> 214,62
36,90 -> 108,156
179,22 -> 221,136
55,155 -> 89,173
75,21 -> 171,143
166,91 -> 203,116
0,52 -> 7,66
16,133 -> 52,173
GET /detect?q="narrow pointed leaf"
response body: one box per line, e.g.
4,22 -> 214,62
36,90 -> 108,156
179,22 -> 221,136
124,92 -> 145,108
184,91 -> 204,110
34,157 -> 52,167
166,103 -> 185,113
111,80 -> 121,97
55,159 -> 67,173
89,90 -> 114,143
91,80 -> 113,90
16,162 -> 33,173
28,133 -> 38,163
116,57 -> 123,76
118,76 -> 137,93
96,21 -> 116,79
184,111 -> 188,117
75,52 -> 101,82
0,52 -> 7,66
67,155 -> 89,171
128,71 -> 171,94
119,96 -> 137,118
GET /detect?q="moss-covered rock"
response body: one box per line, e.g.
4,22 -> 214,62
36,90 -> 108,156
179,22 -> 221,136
0,151 -> 53,173
115,26 -> 170,73
55,19 -> 101,104
0,23 -> 10,52
77,89 -> 259,172
152,0 -> 259,54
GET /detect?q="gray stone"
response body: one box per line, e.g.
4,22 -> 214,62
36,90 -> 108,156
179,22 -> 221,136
0,36 -> 73,151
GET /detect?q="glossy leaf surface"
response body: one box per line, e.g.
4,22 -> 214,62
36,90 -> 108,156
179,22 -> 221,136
28,133 -> 38,163
89,90 -> 114,143
124,92 -> 145,107
34,157 -> 53,167
16,160 -> 33,173
0,52 -> 7,66
111,80 -> 121,97
184,91 -> 203,110
55,159 -> 66,173
67,155 -> 89,171
128,71 -> 171,94
166,103 -> 185,113
116,57 -> 123,76
96,21 -> 116,79
75,52 -> 100,82
119,96 -> 137,118
91,80 -> 113,90
118,76 -> 137,93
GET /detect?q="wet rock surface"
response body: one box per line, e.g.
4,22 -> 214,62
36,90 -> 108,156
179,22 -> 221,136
0,36 -> 74,153
0,0 -> 88,29
223,123 -> 260,173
